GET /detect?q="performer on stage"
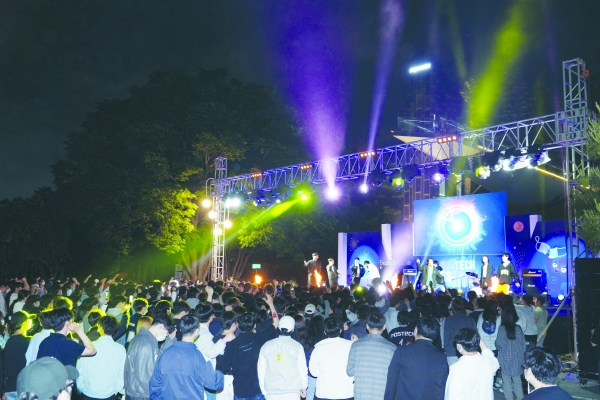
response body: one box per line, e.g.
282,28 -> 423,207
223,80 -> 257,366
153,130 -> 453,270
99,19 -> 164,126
480,256 -> 493,290
418,258 -> 444,293
326,258 -> 339,287
304,252 -> 322,287
362,260 -> 380,287
350,257 -> 364,287
496,253 -> 520,294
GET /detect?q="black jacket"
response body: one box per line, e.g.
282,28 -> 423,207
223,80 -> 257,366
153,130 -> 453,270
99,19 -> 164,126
480,263 -> 494,287
497,262 -> 519,285
384,339 -> 448,400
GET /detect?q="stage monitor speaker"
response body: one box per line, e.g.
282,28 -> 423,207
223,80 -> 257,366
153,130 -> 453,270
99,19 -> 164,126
522,269 -> 546,297
575,258 -> 600,377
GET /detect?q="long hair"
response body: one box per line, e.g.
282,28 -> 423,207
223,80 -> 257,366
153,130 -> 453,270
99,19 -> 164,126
294,314 -> 307,343
482,299 -> 499,323
500,302 -> 519,340
303,315 -> 325,351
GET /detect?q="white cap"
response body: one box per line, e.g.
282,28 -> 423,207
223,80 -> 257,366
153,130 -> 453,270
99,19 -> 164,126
279,316 -> 295,333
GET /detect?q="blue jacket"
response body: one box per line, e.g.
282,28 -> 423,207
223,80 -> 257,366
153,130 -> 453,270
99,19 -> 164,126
149,341 -> 223,399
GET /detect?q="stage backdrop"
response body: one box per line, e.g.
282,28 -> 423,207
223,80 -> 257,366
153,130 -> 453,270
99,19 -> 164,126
345,231 -> 384,285
414,191 -> 507,256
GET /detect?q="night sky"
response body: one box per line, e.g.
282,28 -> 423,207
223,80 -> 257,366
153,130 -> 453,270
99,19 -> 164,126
1,0 -> 598,202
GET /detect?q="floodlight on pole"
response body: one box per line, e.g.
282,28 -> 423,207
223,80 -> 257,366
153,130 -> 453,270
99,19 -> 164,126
408,63 -> 431,74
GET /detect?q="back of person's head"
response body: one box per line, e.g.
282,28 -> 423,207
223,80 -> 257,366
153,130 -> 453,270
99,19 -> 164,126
397,310 -> 411,326
179,315 -> 200,337
137,316 -> 153,333
535,296 -> 545,306
153,300 -> 172,315
323,317 -> 342,338
46,308 -> 73,331
133,298 -> 149,313
500,302 -> 519,340
366,312 -> 386,331
107,295 -> 127,309
522,294 -> 534,306
195,304 -> 214,323
524,347 -> 562,385
454,327 -> 481,353
172,300 -> 191,316
467,291 -> 477,302
51,296 -> 73,311
152,313 -> 174,331
220,311 -> 237,330
416,316 -> 439,341
87,310 -> 105,328
212,303 -> 224,317
38,310 -> 52,330
238,313 -> 256,332
356,304 -> 371,320
482,299 -> 499,322
99,315 -> 119,336
451,297 -> 466,314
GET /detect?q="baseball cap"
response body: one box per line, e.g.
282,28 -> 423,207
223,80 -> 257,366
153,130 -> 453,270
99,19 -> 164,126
279,316 -> 295,333
17,357 -> 79,399
304,304 -> 316,315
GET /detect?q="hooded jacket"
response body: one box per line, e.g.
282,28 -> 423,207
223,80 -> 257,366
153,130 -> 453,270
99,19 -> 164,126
257,335 -> 307,396
309,337 -> 354,399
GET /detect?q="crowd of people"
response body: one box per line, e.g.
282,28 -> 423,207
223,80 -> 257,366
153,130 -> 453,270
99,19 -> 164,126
0,270 -> 583,400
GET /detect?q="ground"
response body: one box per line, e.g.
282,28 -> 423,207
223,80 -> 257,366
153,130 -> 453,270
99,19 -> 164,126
492,372 -> 599,399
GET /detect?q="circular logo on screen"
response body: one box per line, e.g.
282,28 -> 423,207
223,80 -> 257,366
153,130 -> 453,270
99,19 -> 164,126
513,221 -> 524,233
438,206 -> 478,247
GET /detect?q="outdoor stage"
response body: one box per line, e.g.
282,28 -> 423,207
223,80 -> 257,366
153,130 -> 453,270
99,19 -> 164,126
336,191 -> 582,301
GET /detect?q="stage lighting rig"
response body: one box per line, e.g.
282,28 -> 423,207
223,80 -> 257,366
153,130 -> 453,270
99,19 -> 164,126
429,164 -> 449,185
359,151 -> 377,158
368,170 -> 388,187
224,193 -> 242,208
251,171 -> 263,178
436,134 -> 459,144
481,150 -> 503,172
502,148 -> 530,171
448,156 -> 469,176
359,183 -> 369,194
401,164 -> 421,183
529,151 -> 551,167
390,171 -> 404,190
300,163 -> 313,170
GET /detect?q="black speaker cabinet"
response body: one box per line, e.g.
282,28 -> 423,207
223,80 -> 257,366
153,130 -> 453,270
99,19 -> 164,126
522,269 -> 546,297
575,258 -> 600,379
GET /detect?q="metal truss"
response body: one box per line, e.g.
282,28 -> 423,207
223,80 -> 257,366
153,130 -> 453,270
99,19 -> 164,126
225,108 -> 589,193
210,157 -> 227,281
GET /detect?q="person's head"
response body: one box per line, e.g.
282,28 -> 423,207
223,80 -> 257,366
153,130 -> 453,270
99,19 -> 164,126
238,313 -> 256,333
482,255 -> 489,264
9,311 -> 33,335
328,258 -> 334,265
45,308 -> 74,332
476,296 -> 487,310
450,297 -> 466,314
279,316 -> 295,336
323,317 -> 342,338
153,300 -> 172,316
534,296 -> 545,308
52,296 -> 73,311
427,258 -> 434,266
482,299 -> 499,322
133,298 -> 149,315
99,315 -> 119,336
365,312 -> 386,334
364,260 -> 370,266
149,313 -> 175,341
220,311 -> 238,332
522,294 -> 534,306
500,302 -> 519,340
415,315 -> 439,341
87,310 -> 105,329
136,316 -> 153,333
179,315 -> 200,340
172,300 -> 191,318
17,357 -> 79,400
312,252 -> 319,261
396,310 -> 411,326
107,295 -> 127,309
523,347 -> 562,387
354,257 -> 360,265
454,328 -> 481,355
196,304 -> 214,324
502,253 -> 510,262
356,304 -> 371,320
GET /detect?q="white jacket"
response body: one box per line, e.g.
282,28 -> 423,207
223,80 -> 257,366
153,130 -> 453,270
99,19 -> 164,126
195,324 -> 226,368
257,336 -> 307,395
309,337 -> 354,399
477,314 -> 501,351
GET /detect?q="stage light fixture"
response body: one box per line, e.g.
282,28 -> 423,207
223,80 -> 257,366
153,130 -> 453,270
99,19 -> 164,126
502,148 -> 530,171
401,164 -> 421,183
325,186 -> 340,201
359,151 -> 377,158
359,183 -> 369,194
251,172 -> 263,178
408,63 -> 431,74
292,183 -> 313,201
475,165 -> 491,180
201,198 -> 211,208
437,134 -> 460,144
369,170 -> 388,187
208,211 -> 217,219
529,151 -> 551,168
300,163 -> 313,170
390,172 -> 404,190
429,164 -> 448,185
449,156 -> 469,176
223,220 -> 233,229
481,150 -> 503,172
224,193 -> 242,208
214,227 -> 223,235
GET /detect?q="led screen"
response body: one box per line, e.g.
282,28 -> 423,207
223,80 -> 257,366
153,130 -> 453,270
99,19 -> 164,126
413,191 -> 507,256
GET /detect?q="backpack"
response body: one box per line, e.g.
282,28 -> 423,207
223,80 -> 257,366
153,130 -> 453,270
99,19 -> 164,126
482,320 -> 497,335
